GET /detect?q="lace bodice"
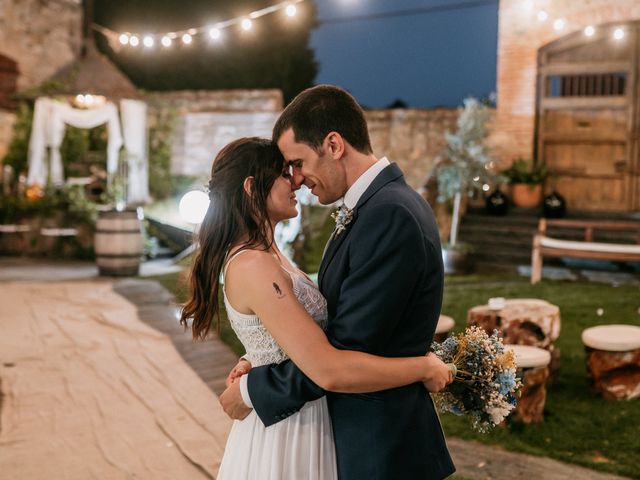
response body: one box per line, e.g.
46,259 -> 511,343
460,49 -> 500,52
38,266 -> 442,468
223,255 -> 328,367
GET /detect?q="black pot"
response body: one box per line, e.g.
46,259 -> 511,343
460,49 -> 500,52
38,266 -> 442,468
543,191 -> 566,218
485,188 -> 509,216
442,248 -> 474,274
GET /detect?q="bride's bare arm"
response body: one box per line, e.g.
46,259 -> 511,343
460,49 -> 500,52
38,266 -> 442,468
224,250 -> 451,394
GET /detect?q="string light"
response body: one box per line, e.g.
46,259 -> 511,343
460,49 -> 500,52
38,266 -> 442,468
533,8 -> 628,42
93,0 -> 304,51
553,18 -> 565,31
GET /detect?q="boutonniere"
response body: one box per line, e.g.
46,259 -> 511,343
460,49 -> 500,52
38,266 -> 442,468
330,205 -> 354,237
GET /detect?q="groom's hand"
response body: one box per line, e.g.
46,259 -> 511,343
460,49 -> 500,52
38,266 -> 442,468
225,358 -> 252,387
422,353 -> 453,393
219,379 -> 252,420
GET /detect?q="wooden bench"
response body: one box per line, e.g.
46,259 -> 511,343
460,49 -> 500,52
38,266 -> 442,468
531,218 -> 640,284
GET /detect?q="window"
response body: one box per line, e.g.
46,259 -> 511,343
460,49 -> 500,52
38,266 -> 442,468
547,73 -> 626,97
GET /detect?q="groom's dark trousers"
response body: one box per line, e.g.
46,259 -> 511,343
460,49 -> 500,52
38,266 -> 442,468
247,163 -> 456,479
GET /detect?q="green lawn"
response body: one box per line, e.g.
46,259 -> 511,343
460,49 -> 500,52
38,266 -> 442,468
150,268 -> 639,478
439,274 -> 640,479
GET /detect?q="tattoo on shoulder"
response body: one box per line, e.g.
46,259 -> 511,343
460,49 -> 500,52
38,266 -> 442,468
272,282 -> 285,299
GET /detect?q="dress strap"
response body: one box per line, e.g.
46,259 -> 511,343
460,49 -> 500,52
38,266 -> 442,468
223,249 -> 253,280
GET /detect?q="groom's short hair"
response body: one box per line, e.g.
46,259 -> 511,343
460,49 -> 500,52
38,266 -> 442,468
273,84 -> 373,155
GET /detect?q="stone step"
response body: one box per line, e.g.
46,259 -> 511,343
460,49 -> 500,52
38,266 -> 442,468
457,209 -> 640,269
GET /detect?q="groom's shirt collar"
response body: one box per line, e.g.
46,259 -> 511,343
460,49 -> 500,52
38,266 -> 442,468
342,157 -> 390,209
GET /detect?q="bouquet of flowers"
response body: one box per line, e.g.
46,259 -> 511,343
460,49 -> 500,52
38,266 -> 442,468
431,326 -> 521,432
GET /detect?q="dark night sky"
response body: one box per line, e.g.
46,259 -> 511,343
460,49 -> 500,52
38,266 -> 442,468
95,0 -> 500,109
310,0 -> 499,108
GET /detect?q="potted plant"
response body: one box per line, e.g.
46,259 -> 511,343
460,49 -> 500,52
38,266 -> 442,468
504,158 -> 548,208
434,97 -> 501,274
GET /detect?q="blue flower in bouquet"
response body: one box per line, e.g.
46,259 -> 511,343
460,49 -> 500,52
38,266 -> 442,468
431,326 -> 522,433
496,370 -> 517,395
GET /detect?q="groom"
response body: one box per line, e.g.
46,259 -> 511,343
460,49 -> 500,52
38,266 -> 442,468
220,85 -> 455,479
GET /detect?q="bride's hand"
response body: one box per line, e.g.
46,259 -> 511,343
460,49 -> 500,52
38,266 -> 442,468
225,358 -> 252,387
422,353 -> 453,393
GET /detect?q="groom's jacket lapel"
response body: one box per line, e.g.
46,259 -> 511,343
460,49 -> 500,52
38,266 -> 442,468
318,163 -> 404,289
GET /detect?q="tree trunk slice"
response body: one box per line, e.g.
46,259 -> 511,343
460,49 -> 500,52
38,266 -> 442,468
586,347 -> 640,400
514,366 -> 549,423
467,299 -> 560,348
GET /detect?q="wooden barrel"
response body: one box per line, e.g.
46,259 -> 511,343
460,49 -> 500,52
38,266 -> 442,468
95,210 -> 143,276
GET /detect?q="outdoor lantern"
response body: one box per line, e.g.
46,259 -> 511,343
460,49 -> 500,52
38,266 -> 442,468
179,190 -> 210,224
73,93 -> 107,109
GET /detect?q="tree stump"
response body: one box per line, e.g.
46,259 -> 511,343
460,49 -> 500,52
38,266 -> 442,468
508,345 -> 551,424
434,315 -> 455,343
467,299 -> 561,379
582,325 -> 640,400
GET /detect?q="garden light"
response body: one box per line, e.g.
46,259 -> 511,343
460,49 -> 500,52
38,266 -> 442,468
179,191 -> 210,224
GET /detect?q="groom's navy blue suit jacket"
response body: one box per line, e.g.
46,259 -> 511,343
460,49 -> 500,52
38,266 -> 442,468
247,163 -> 456,479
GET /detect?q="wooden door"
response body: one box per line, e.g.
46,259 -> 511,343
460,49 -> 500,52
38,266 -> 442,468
0,55 -> 18,110
536,22 -> 639,212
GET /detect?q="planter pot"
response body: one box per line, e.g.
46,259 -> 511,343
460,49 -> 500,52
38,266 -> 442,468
485,188 -> 509,216
543,191 -> 566,218
511,183 -> 542,209
442,248 -> 474,275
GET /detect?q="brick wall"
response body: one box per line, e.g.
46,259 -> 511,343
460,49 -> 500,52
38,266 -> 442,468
495,0 -> 640,163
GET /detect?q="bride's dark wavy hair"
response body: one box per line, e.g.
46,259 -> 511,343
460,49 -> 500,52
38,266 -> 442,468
180,137 -> 285,340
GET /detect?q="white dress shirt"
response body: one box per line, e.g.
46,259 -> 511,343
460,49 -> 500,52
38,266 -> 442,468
239,157 -> 391,408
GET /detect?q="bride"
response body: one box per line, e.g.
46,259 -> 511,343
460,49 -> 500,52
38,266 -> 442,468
180,137 -> 452,479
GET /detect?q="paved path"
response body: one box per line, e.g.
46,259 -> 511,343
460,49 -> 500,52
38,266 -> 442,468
0,279 -> 231,479
0,257 -> 631,480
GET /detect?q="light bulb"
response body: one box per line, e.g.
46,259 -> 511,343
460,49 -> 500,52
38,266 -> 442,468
241,18 -> 252,31
182,33 -> 193,44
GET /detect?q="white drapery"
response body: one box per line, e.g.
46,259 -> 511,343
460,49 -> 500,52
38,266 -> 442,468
119,99 -> 148,203
27,96 -> 148,204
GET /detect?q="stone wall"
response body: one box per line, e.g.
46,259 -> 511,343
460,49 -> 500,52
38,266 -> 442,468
0,82 -> 462,202
366,108 -> 459,189
144,89 -> 283,177
495,0 -> 640,163
160,93 -> 461,186
0,0 -> 83,91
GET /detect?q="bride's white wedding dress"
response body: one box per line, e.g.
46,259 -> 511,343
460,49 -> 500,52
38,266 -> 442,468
217,251 -> 338,480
